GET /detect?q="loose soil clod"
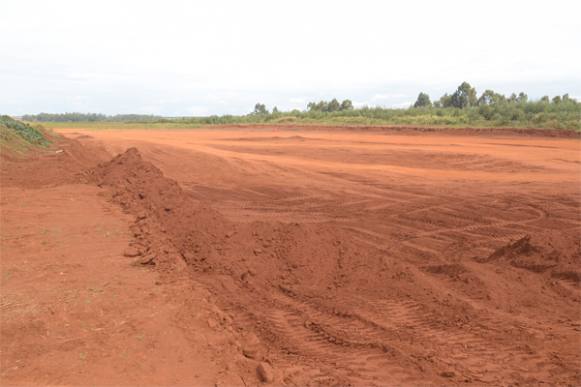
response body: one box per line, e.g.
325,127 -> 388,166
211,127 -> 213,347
256,362 -> 275,383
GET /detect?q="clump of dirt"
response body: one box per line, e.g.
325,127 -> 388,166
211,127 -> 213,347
423,263 -> 468,277
551,271 -> 581,286
486,235 -> 557,272
478,234 -> 580,275
88,148 -> 230,271
488,235 -> 538,258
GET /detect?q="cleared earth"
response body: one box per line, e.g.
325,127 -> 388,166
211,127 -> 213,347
2,126 -> 580,385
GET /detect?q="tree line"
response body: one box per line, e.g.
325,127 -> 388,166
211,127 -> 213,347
252,99 -> 354,115
19,82 -> 579,130
22,112 -> 163,122
244,82 -> 579,129
412,81 -> 576,109
251,82 -> 577,114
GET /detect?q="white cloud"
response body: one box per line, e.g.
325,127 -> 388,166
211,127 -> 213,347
1,0 -> 580,115
187,106 -> 211,116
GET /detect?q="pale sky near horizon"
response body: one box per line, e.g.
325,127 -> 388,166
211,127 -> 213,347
1,0 -> 580,116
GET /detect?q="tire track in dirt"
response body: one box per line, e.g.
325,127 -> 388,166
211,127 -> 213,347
59,128 -> 581,385
263,288 -> 431,385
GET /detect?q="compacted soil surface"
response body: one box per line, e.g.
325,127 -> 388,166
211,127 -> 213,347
1,126 -> 580,385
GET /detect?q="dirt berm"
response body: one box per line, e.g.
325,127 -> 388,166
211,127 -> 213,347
85,147 -> 581,385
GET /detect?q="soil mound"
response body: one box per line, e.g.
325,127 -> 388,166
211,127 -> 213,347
89,148 -> 354,289
479,234 -> 580,274
487,235 -> 555,272
85,146 -> 581,386
90,148 -> 232,269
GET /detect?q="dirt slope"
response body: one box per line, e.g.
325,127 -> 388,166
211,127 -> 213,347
87,142 -> 581,385
0,139 -> 251,386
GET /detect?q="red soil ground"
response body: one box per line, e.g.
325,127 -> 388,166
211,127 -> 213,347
1,126 -> 580,385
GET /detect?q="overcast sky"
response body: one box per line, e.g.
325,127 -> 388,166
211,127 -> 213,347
1,0 -> 580,116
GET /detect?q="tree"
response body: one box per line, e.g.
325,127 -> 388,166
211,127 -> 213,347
413,92 -> 432,108
552,96 -> 562,104
307,101 -> 328,112
450,82 -> 477,108
478,89 -> 505,106
308,99 -> 352,112
328,98 -> 340,112
516,92 -> 528,104
272,106 -> 279,114
340,99 -> 354,110
540,96 -> 550,103
439,93 -> 453,108
253,103 -> 268,114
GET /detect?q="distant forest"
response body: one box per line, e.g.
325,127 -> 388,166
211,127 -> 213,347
22,82 -> 581,130
22,113 -> 163,122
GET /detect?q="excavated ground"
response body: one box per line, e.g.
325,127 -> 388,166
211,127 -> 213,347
2,126 -> 580,385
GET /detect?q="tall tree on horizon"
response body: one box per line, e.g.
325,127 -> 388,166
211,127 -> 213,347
413,92 -> 432,108
451,82 -> 477,108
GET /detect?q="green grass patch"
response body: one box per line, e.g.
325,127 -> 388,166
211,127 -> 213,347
0,116 -> 54,157
1,115 -> 51,146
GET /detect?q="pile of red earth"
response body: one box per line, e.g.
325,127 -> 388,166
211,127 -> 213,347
86,148 -> 581,385
89,148 -> 361,288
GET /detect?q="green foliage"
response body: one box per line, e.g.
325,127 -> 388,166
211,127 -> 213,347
22,83 -> 581,131
478,89 -> 505,106
340,99 -> 354,110
148,94 -> 579,130
450,82 -> 477,108
413,92 -> 432,108
0,115 -> 50,146
328,98 -> 341,112
517,92 -> 528,104
438,93 -> 453,108
307,99 -> 354,112
253,103 -> 268,115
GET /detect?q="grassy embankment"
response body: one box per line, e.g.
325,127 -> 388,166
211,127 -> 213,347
0,115 -> 53,156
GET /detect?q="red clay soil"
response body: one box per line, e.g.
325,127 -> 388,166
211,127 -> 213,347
2,127 -> 581,385
0,138 -> 254,386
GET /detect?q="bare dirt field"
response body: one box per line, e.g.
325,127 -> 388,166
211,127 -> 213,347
2,126 -> 580,385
